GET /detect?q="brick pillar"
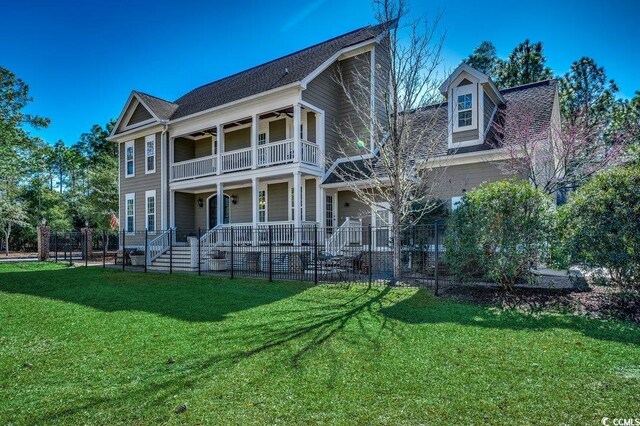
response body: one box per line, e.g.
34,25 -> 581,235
37,225 -> 50,261
81,228 -> 94,260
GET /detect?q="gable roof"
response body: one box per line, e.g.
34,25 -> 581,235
170,22 -> 390,120
323,79 -> 558,184
439,63 -> 505,104
111,22 -> 391,137
134,91 -> 178,121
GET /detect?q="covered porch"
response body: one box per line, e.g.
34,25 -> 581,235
170,171 -> 322,238
170,104 -> 324,182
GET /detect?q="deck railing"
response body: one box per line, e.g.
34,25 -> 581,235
257,139 -> 295,167
301,140 -> 321,165
170,140 -> 322,181
221,147 -> 253,173
171,155 -> 217,181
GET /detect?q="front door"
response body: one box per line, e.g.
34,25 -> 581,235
208,194 -> 230,229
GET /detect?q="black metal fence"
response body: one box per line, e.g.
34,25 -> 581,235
49,230 -> 120,267
48,224 -> 451,292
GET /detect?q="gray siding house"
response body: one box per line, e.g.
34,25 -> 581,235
108,24 -> 559,270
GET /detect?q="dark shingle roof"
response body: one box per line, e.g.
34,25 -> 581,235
134,91 -> 178,121
115,22 -> 390,134
170,22 -> 390,120
324,80 -> 558,184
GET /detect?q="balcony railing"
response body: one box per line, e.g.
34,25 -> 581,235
258,139 -> 294,167
170,140 -> 321,182
301,140 -> 321,166
221,147 -> 252,173
171,155 -> 217,181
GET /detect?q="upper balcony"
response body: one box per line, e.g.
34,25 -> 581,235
170,104 -> 323,182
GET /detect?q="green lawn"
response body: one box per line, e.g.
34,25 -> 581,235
1,263 -> 639,425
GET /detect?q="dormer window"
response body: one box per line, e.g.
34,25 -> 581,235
452,85 -> 477,132
457,94 -> 473,127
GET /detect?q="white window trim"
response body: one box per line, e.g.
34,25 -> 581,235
125,193 -> 135,234
145,135 -> 156,175
452,85 -> 478,132
145,190 -> 156,234
258,184 -> 267,223
125,140 -> 135,178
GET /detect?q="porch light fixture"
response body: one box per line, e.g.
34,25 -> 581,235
230,194 -> 238,205
197,198 -> 203,208
344,202 -> 350,207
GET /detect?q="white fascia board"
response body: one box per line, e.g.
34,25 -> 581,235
169,88 -> 302,138
322,153 -> 375,181
300,39 -> 377,89
107,123 -> 164,143
418,148 -> 512,168
168,82 -> 302,126
169,163 -> 322,192
110,92 -> 162,139
320,177 -> 390,190
110,91 -> 137,138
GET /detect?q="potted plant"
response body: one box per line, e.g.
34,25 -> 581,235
129,250 -> 146,266
207,251 -> 227,271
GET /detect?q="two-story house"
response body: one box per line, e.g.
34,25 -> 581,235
108,23 -> 559,270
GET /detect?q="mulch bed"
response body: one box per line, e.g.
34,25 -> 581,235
441,285 -> 640,325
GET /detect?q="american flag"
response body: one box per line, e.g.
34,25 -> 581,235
109,211 -> 119,230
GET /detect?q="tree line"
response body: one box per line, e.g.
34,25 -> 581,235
0,66 -> 117,253
0,34 -> 638,255
464,39 -> 640,143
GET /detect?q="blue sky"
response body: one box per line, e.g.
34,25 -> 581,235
3,0 -> 638,145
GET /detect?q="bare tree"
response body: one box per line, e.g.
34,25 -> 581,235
491,106 -> 626,195
330,0 -> 447,283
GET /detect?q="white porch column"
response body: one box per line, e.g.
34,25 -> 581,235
293,172 -> 302,227
170,189 -> 176,229
251,114 -> 258,169
216,182 -> 223,226
316,178 -> 323,227
293,104 -> 301,163
216,124 -> 224,175
252,177 -> 259,245
161,133 -> 168,230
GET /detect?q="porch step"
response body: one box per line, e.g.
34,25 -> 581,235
148,265 -> 199,272
149,246 -> 194,269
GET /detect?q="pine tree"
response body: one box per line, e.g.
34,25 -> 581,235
495,40 -> 553,88
464,41 -> 498,79
559,57 -> 618,129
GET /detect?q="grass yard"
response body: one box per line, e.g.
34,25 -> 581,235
1,263 -> 639,425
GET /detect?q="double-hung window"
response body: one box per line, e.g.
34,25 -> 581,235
145,190 -> 156,233
258,190 -> 266,222
457,94 -> 473,127
125,193 -> 135,233
125,141 -> 135,177
145,135 -> 156,174
453,85 -> 477,131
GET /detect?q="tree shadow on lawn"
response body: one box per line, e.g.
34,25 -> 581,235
29,284 -> 396,423
11,280 -> 639,424
0,267 -> 311,322
380,288 -> 640,346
